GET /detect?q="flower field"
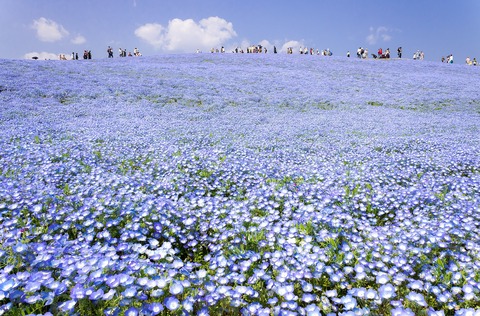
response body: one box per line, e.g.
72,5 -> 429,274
1,54 -> 480,316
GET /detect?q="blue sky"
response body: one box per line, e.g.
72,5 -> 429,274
1,0 -> 479,62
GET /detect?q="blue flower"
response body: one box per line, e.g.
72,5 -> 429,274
58,300 -> 76,313
0,279 -> 17,292
125,307 -> 138,316
378,283 -> 396,300
122,286 -> 137,298
406,291 -> 427,307
391,307 -> 415,316
164,296 -> 180,311
340,295 -> 357,310
89,288 -> 104,300
169,281 -> 184,295
103,289 -> 116,301
24,281 -> 41,293
2,53 -> 480,315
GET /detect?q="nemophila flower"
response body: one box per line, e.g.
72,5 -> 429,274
147,302 -> 164,315
0,279 -> 17,293
463,284 -> 474,294
302,293 -> 316,303
452,286 -> 462,295
406,291 -> 427,306
156,278 -> 168,289
13,243 -> 28,254
454,309 -> 480,316
122,286 -> 137,298
106,275 -> 120,288
125,307 -> 139,316
24,281 -> 41,293
144,267 -> 157,276
464,291 -> 476,301
325,289 -> 337,298
267,297 -> 278,306
408,280 -> 423,291
305,304 -> 322,316
2,55 -> 480,313
24,294 -> 41,304
103,289 -> 116,300
150,289 -> 163,298
169,281 -> 184,295
196,269 -> 207,279
365,289 -> 377,300
58,300 -> 76,313
89,288 -> 104,300
376,272 -> 390,285
391,307 -> 415,316
378,283 -> 396,300
341,295 -> 357,310
70,284 -> 85,300
164,296 -> 180,311
428,309 -> 445,316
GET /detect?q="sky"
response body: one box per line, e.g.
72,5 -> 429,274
1,0 -> 479,62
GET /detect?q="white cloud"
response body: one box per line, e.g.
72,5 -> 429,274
31,17 -> 69,42
135,17 -> 237,52
134,23 -> 165,47
228,39 -> 272,52
366,26 -> 392,45
24,51 -> 65,60
258,39 -> 273,51
240,39 -> 251,48
71,35 -> 86,45
280,40 -> 304,53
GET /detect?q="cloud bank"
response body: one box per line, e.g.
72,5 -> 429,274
280,40 -> 304,53
366,26 -> 392,45
71,35 -> 86,45
31,17 -> 86,46
31,17 -> 69,42
135,17 -> 237,52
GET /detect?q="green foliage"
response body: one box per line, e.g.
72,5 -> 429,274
368,101 -> 383,106
312,101 -> 335,110
63,183 -> 72,196
197,169 -> 214,178
250,208 -> 268,218
93,150 -> 102,160
296,220 -> 315,235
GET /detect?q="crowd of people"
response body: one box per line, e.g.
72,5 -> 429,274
201,45 -> 430,63
441,54 -> 478,65
205,45 -> 335,56
413,50 -> 425,60
356,47 -> 369,59
51,44 -> 478,66
58,51 -> 90,60
203,44 -> 469,65
107,46 -> 142,58
203,45 -> 270,54
354,47 -> 404,59
442,54 -> 454,64
55,47 -> 143,60
465,56 -> 478,66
